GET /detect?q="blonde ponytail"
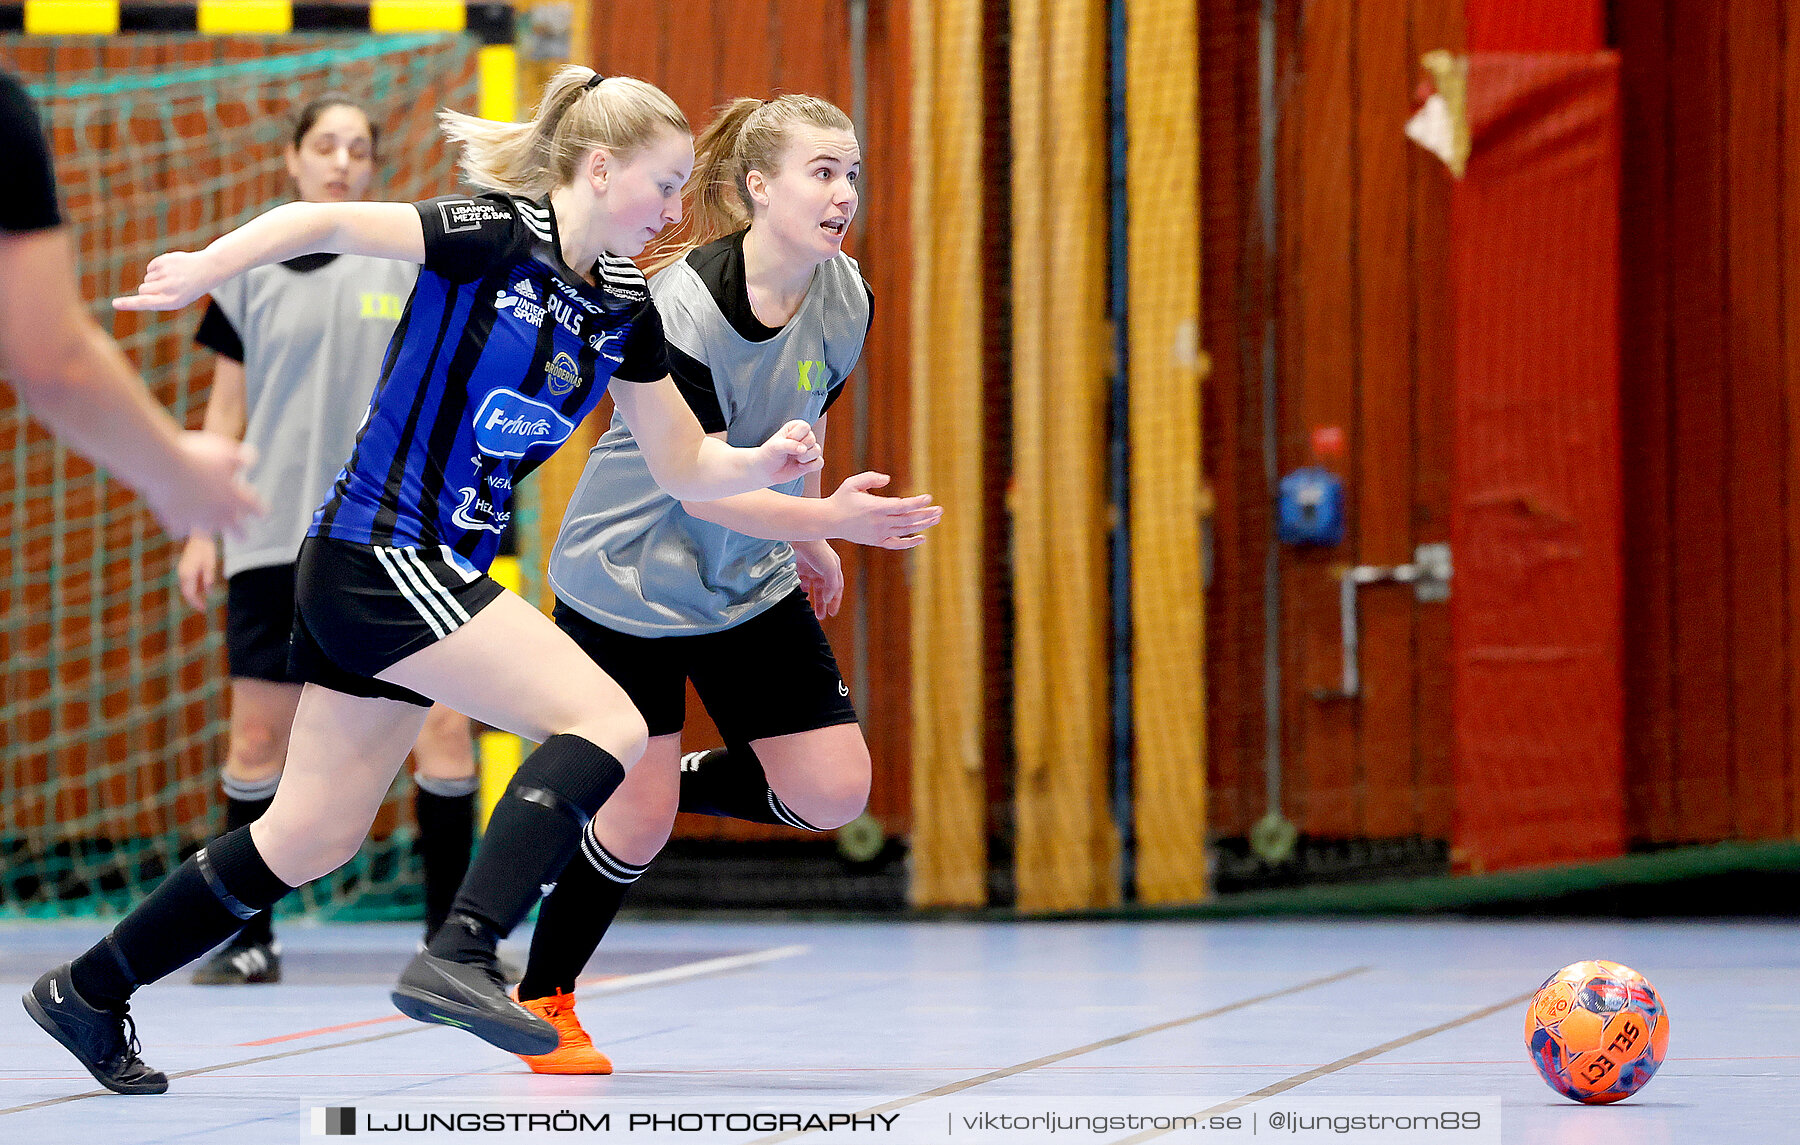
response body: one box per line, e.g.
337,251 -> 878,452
645,93 -> 855,275
438,66 -> 689,198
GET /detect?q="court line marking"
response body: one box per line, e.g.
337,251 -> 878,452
240,1014 -> 404,1046
230,944 -> 810,1048
0,943 -> 808,1115
750,964 -> 1371,1145
1111,989 -> 1539,1144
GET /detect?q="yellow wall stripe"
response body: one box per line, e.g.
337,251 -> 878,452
1126,0 -> 1208,904
478,553 -> 526,829
476,731 -> 523,830
197,0 -> 290,34
908,0 -> 989,908
477,43 -> 517,123
370,0 -> 464,34
24,0 -> 118,35
1011,0 -> 1118,913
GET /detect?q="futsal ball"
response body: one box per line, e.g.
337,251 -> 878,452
1525,959 -> 1669,1104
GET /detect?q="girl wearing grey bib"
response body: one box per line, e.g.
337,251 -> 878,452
515,94 -> 942,1073
176,96 -> 479,984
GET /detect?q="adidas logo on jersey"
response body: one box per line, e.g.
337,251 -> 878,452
512,279 -> 538,301
494,285 -> 547,328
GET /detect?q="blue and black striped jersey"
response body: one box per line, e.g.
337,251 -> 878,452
308,192 -> 667,573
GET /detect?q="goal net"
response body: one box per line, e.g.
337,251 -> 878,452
0,31 -> 478,920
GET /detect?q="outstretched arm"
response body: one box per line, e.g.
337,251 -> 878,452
114,201 -> 424,312
610,376 -> 822,502
0,226 -> 262,536
681,417 -> 940,547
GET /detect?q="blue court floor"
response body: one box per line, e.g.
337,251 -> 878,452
0,916 -> 1792,1143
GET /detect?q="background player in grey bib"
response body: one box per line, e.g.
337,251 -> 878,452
176,95 -> 480,984
515,94 -> 942,1073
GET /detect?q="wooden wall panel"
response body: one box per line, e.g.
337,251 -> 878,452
1198,0 -> 1262,840
1615,0 -> 1800,845
1667,0 -> 1733,843
1353,0 -> 1419,838
1409,0 -> 1460,840
1722,0 -> 1786,841
1285,0 -> 1359,837
1616,0 -> 1678,845
861,0 -> 916,835
1787,0 -> 1800,843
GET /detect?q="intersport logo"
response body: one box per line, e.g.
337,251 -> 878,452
471,388 -> 574,459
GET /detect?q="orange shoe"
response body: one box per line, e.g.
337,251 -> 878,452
514,989 -> 613,1075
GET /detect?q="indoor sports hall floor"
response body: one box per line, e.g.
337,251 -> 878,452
0,916 -> 1792,1142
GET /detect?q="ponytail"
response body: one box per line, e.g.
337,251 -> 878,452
438,66 -> 688,198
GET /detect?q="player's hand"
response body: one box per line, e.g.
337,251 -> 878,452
113,250 -> 217,312
825,472 -> 942,549
176,533 -> 222,611
794,540 -> 845,619
141,431 -> 264,537
755,419 -> 824,486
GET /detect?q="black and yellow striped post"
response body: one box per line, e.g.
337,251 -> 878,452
2,2 -> 516,121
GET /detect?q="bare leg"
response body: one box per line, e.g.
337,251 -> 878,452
587,734 -> 682,864
250,686 -> 429,886
377,590 -> 646,761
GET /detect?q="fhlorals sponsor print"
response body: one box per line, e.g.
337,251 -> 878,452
471,389 -> 574,459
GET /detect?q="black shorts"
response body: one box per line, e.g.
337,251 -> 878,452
551,588 -> 859,743
289,535 -> 506,708
225,562 -> 300,683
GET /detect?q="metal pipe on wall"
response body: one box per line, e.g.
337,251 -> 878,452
1253,0 -> 1295,862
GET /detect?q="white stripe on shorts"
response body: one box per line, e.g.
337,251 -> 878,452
371,545 -> 450,639
372,545 -> 466,637
400,547 -> 472,624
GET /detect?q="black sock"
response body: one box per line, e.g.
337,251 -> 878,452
219,775 -> 278,947
428,734 -> 626,956
518,822 -> 648,1001
413,774 -> 477,941
678,746 -> 820,830
70,825 -> 293,1010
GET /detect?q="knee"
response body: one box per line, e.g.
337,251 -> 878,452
598,806 -> 676,867
777,755 -> 871,831
252,814 -> 365,886
412,707 -> 474,779
566,709 -> 650,770
591,768 -> 678,865
225,717 -> 288,782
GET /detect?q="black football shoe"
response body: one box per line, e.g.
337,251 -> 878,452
391,949 -> 557,1055
22,963 -> 168,1095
